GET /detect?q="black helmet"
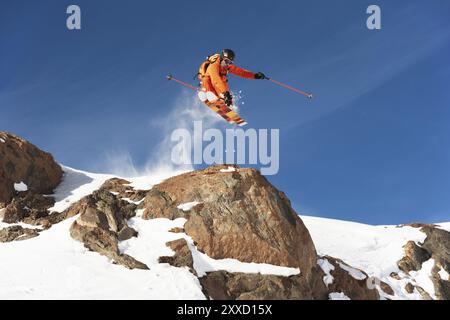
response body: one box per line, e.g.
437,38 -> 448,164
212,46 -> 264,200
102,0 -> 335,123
221,49 -> 235,61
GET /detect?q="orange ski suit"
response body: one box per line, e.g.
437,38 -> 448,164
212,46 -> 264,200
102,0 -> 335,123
201,57 -> 256,97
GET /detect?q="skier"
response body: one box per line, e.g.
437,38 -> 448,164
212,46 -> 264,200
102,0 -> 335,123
197,49 -> 267,107
167,49 -> 312,125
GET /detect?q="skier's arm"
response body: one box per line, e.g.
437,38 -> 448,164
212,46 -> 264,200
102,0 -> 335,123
209,61 -> 229,95
229,65 -> 256,79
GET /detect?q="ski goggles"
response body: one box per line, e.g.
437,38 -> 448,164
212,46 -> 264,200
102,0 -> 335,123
222,57 -> 234,66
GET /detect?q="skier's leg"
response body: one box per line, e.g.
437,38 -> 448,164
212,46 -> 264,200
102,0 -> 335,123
198,76 -> 214,102
201,77 -> 221,102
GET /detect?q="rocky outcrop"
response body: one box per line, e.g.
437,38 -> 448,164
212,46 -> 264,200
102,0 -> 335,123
143,165 -> 386,300
69,185 -> 147,270
142,165 -> 332,298
159,238 -> 196,275
421,226 -> 450,268
200,265 -> 328,300
397,241 -> 431,273
421,226 -> 450,300
142,165 -> 317,278
1,193 -> 55,224
321,256 -> 380,300
158,235 -> 329,299
1,133 -> 447,300
396,225 -> 450,300
0,225 -> 40,242
0,132 -> 63,207
100,178 -> 147,202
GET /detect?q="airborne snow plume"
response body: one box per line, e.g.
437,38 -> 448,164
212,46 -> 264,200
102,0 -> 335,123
103,151 -> 140,178
145,90 -> 225,173
98,91 -> 220,179
95,89 -> 244,180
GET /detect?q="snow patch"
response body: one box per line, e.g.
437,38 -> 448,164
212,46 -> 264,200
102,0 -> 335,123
189,241 -> 300,277
0,216 -> 206,299
126,168 -> 190,190
410,259 -> 436,299
338,262 -> 367,280
317,258 -> 335,287
14,182 -> 28,192
177,202 -> 201,212
121,217 -> 300,279
0,138 -> 5,143
122,197 -> 144,205
135,209 -> 145,218
47,165 -> 183,213
220,166 -> 236,173
438,267 -> 449,281
47,166 -> 115,213
436,222 -> 450,232
329,292 -> 351,300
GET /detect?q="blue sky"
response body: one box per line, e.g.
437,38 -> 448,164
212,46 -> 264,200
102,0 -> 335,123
1,0 -> 450,224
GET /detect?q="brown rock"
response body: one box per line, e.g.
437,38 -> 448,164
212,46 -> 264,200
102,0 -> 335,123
169,227 -> 185,233
159,238 -> 195,274
323,256 -> 380,300
0,132 -> 63,207
142,165 -> 318,282
421,226 -> 450,265
70,221 -> 147,270
142,165 -> 381,300
397,241 -> 431,273
200,269 -> 328,300
100,178 -> 147,202
39,211 -> 74,226
420,226 -> 450,300
69,189 -> 147,270
70,222 -> 118,257
2,201 -> 26,223
118,226 -> 138,241
415,286 -> 433,300
0,225 -> 40,242
394,225 -> 450,300
400,223 -> 437,229
116,254 -> 148,270
2,193 -> 54,224
390,272 -> 401,280
405,283 -> 415,294
68,189 -> 137,231
29,176 -> 144,228
433,278 -> 450,300
380,281 -> 395,296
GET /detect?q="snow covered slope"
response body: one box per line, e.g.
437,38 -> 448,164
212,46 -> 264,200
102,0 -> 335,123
302,216 -> 449,300
0,166 -> 299,299
0,165 -> 448,300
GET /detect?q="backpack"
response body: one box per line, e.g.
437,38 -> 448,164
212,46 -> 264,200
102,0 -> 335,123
197,54 -> 221,80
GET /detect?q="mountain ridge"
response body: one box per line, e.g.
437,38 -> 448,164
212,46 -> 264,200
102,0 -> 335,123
0,131 -> 448,300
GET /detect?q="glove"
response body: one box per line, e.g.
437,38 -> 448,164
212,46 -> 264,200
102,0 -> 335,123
254,72 -> 267,80
223,91 -> 233,107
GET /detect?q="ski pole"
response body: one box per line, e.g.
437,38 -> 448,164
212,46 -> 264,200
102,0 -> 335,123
266,77 -> 313,99
167,75 -> 200,91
